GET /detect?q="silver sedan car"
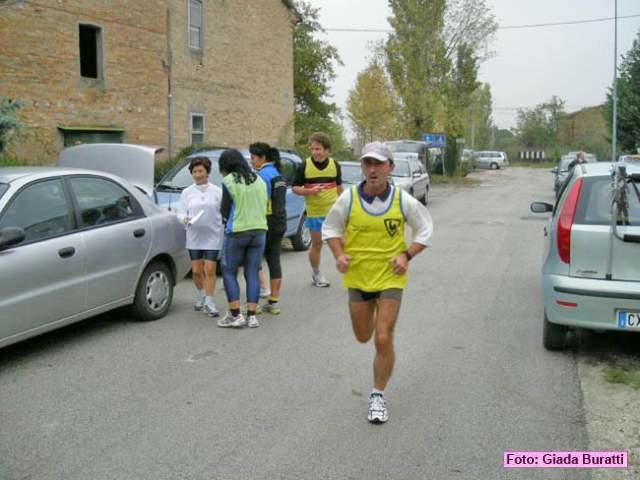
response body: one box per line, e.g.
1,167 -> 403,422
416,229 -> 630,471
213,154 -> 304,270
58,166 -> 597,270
390,157 -> 430,205
531,161 -> 640,350
0,167 -> 190,349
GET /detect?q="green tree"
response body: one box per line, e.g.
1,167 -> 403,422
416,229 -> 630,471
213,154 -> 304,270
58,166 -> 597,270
346,58 -> 404,144
386,0 -> 448,137
0,97 -> 23,154
464,83 -> 493,149
605,28 -> 640,154
385,0 -> 496,138
292,1 -> 349,156
516,96 -> 566,152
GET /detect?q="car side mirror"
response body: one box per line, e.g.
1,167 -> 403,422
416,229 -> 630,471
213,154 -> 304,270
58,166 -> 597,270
412,171 -> 421,178
551,167 -> 558,174
530,202 -> 553,214
0,227 -> 26,251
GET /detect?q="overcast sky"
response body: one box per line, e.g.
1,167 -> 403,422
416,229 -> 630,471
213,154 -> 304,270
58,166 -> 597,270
309,0 -> 640,130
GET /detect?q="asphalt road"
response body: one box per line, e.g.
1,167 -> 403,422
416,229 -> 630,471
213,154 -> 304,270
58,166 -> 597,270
1,168 -> 591,480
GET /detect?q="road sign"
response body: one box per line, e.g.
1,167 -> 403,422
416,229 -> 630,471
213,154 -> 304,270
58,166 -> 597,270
422,133 -> 446,148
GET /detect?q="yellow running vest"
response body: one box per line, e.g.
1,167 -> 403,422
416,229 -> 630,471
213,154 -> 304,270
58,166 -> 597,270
343,186 -> 408,291
303,157 -> 339,217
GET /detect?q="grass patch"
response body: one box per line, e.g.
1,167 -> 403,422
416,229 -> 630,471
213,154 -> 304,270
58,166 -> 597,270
603,367 -> 640,390
430,174 -> 481,185
511,161 -> 556,169
0,155 -> 29,167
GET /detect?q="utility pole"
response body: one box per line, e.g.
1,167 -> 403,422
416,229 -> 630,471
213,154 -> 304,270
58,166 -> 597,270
612,0 -> 618,163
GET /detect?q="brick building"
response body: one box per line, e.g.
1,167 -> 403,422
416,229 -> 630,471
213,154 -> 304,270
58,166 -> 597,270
0,0 -> 298,164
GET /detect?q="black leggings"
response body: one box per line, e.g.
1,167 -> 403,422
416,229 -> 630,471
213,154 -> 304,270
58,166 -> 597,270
264,228 -> 284,280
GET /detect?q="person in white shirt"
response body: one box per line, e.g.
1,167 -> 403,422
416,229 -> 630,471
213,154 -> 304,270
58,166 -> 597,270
176,157 -> 224,317
322,141 -> 433,424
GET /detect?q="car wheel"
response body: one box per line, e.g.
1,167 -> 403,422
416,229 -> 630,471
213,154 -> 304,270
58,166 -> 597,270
543,311 -> 568,350
421,187 -> 428,205
132,261 -> 174,321
290,214 -> 311,251
490,162 -> 499,170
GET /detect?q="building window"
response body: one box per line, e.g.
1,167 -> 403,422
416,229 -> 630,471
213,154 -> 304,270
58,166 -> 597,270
190,114 -> 205,145
79,24 -> 103,79
188,0 -> 202,51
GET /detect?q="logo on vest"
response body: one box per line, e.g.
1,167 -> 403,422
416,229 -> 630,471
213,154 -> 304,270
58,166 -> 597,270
384,218 -> 402,237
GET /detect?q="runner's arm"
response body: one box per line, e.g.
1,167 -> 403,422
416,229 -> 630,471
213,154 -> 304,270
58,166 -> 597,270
400,191 -> 433,256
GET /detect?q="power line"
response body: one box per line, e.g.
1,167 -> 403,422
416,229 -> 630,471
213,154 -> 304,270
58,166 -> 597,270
323,13 -> 640,33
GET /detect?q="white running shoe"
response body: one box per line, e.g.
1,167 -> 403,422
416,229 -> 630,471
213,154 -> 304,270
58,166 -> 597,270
217,312 -> 234,328
230,313 -> 247,328
368,394 -> 388,424
247,315 -> 259,328
311,273 -> 330,287
259,287 -> 271,298
204,302 -> 219,318
193,296 -> 205,311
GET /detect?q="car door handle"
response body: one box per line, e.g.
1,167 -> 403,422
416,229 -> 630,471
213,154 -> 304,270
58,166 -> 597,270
133,228 -> 146,238
544,227 -> 548,237
58,247 -> 75,258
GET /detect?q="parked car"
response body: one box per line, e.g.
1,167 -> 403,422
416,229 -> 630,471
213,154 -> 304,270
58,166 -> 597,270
156,148 -> 311,251
0,167 -> 191,349
384,140 -> 431,171
552,153 -> 597,197
474,151 -> 509,169
530,161 -> 640,350
59,144 -> 311,251
340,161 -> 364,187
390,158 -> 430,205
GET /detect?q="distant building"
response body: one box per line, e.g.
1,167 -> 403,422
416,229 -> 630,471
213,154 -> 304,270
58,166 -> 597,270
561,105 -> 609,158
0,0 -> 299,163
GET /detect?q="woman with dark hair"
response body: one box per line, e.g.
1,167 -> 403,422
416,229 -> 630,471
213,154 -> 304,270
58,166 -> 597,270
176,156 -> 223,317
249,142 -> 287,315
217,149 -> 268,329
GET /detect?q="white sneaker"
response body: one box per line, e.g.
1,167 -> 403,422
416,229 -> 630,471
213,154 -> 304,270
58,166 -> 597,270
204,302 -> 219,318
247,315 -> 259,328
217,312 -> 234,328
311,273 -> 330,287
230,313 -> 247,328
259,287 -> 271,298
193,296 -> 205,311
368,394 -> 388,424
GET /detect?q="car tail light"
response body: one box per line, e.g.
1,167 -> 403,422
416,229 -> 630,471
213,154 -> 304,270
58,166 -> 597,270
557,177 -> 583,264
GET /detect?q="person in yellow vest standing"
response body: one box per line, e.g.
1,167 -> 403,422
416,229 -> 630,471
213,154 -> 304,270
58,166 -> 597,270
292,132 -> 343,287
323,142 -> 433,424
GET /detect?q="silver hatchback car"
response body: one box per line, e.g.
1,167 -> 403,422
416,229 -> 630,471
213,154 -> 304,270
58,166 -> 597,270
0,167 -> 190,349
531,162 -> 640,350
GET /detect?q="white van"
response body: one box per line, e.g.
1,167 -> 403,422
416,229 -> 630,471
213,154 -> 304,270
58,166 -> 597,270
475,151 -> 509,169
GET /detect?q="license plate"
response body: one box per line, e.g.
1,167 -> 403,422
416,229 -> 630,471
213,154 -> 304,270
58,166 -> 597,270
617,310 -> 640,329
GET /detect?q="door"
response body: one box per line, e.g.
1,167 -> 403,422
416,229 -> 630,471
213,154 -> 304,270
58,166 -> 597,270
409,159 -> 428,199
67,176 -> 152,307
0,178 -> 87,342
280,154 -> 305,237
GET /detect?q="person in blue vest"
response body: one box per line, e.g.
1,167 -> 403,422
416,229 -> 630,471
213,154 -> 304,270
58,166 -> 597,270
249,142 -> 287,315
217,149 -> 268,329
323,142 -> 433,424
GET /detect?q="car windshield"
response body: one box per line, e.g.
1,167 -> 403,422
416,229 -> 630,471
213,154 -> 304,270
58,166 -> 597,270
386,142 -> 423,154
0,183 -> 8,201
158,157 -> 224,190
391,160 -> 411,177
341,164 -> 363,184
559,158 -> 573,171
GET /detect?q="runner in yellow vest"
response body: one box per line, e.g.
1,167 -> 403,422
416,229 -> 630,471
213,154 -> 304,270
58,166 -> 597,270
323,141 -> 433,424
292,132 -> 343,287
